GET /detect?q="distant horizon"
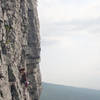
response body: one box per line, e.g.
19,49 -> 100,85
42,82 -> 100,91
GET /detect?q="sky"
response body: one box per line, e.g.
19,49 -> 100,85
38,0 -> 100,90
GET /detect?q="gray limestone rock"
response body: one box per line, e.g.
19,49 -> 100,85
0,0 -> 41,100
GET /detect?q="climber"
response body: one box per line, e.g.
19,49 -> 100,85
19,68 -> 29,87
19,68 -> 29,97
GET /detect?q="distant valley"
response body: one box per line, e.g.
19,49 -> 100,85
40,83 -> 100,100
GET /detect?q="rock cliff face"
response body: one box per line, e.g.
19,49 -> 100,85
0,0 -> 41,100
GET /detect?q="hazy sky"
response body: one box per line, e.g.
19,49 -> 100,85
38,0 -> 100,90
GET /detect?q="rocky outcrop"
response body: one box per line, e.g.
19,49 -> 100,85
0,0 -> 41,100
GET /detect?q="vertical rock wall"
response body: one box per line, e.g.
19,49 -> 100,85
0,0 -> 41,100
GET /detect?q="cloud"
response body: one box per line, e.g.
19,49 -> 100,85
39,0 -> 100,90
40,17 -> 100,49
40,17 -> 100,40
38,0 -> 100,22
38,0 -> 100,41
41,36 -> 61,46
